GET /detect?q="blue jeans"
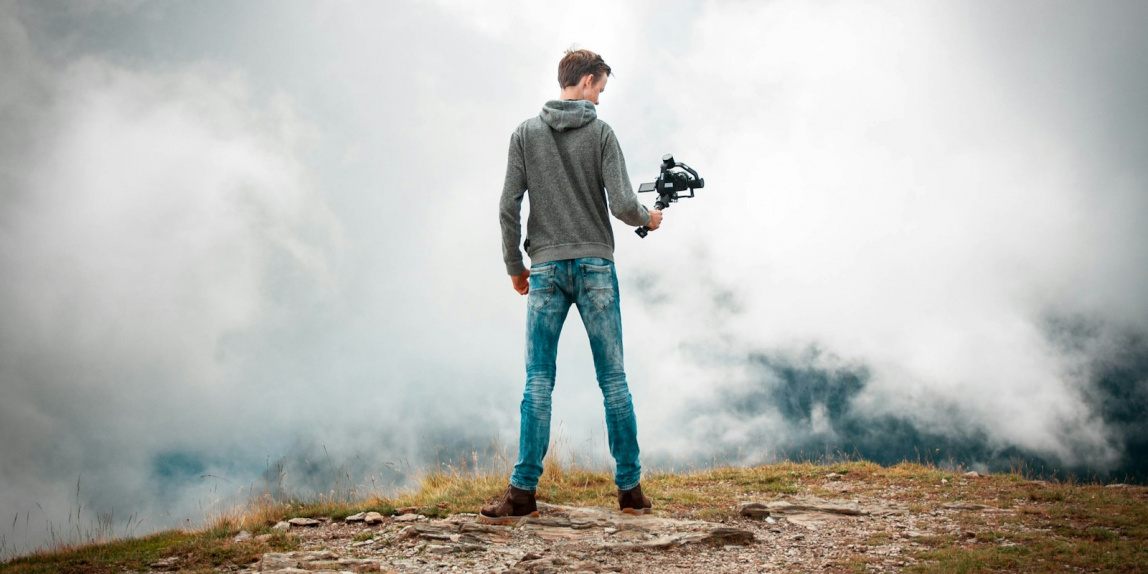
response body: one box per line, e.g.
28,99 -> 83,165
510,257 -> 642,491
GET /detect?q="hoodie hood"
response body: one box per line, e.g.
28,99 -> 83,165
540,99 -> 597,132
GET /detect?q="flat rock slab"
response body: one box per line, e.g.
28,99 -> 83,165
529,502 -> 714,532
740,497 -> 878,527
260,550 -> 388,572
482,503 -> 756,552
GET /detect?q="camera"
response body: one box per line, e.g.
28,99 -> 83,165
635,154 -> 705,238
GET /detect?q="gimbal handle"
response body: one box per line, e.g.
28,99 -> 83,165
635,199 -> 668,238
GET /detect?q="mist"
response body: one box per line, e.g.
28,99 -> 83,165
2,0 -> 1147,558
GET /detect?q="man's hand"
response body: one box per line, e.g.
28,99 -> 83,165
647,209 -> 663,231
511,270 -> 530,295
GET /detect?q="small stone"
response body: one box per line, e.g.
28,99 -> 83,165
364,511 -> 385,524
942,503 -> 994,511
288,517 -> 321,527
148,556 -> 179,570
825,472 -> 841,480
272,521 -> 291,532
255,533 -> 274,542
941,478 -> 949,485
963,471 -> 980,478
427,544 -> 460,555
460,523 -> 503,534
394,513 -> 423,522
964,531 -> 977,539
346,512 -> 367,523
737,502 -> 771,519
260,553 -> 297,570
761,499 -> 868,517
233,530 -> 251,542
702,527 -> 755,546
338,558 -> 382,569
1106,483 -> 1129,489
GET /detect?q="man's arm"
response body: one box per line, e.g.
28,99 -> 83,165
601,129 -> 652,228
500,130 -> 529,279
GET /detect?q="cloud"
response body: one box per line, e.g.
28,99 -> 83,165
0,3 -> 343,553
615,0 -> 1148,473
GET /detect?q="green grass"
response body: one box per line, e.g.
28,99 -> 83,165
0,527 -> 297,574
903,479 -> 1148,573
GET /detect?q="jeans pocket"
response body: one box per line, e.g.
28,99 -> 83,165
580,263 -> 616,312
527,267 -> 556,311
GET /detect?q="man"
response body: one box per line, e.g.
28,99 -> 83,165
481,48 -> 663,524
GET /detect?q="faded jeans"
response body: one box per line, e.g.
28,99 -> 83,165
510,257 -> 642,491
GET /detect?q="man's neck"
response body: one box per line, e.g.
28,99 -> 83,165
560,85 -> 589,102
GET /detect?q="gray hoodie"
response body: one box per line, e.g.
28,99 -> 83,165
499,99 -> 651,276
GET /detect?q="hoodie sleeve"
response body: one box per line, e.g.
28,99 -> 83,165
500,129 -> 529,276
602,128 -> 652,227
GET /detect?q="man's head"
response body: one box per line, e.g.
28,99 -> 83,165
558,48 -> 611,105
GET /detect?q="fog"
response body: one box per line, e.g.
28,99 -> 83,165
2,0 -> 1146,557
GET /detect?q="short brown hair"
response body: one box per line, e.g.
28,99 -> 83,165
558,48 -> 612,88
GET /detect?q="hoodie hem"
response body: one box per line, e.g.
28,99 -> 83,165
528,243 -> 615,266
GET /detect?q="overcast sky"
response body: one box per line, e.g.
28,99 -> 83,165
3,0 -> 1147,557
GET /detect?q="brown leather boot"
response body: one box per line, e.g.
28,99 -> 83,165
478,485 -> 539,525
618,483 -> 652,515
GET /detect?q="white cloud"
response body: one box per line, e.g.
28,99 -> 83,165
0,6 -> 342,554
617,0 -> 1141,468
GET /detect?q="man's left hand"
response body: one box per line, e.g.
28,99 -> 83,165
511,270 -> 530,295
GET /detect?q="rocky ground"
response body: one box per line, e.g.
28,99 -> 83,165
15,466 -> 1137,573
226,485 -> 1000,574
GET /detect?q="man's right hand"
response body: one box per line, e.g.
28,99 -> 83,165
511,270 -> 530,295
646,209 -> 663,231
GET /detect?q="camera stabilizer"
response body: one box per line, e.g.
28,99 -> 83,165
635,154 -> 706,238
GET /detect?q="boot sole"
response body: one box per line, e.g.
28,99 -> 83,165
476,511 -> 539,525
620,508 -> 651,516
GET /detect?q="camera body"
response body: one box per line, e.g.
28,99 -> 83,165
636,154 -> 705,238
